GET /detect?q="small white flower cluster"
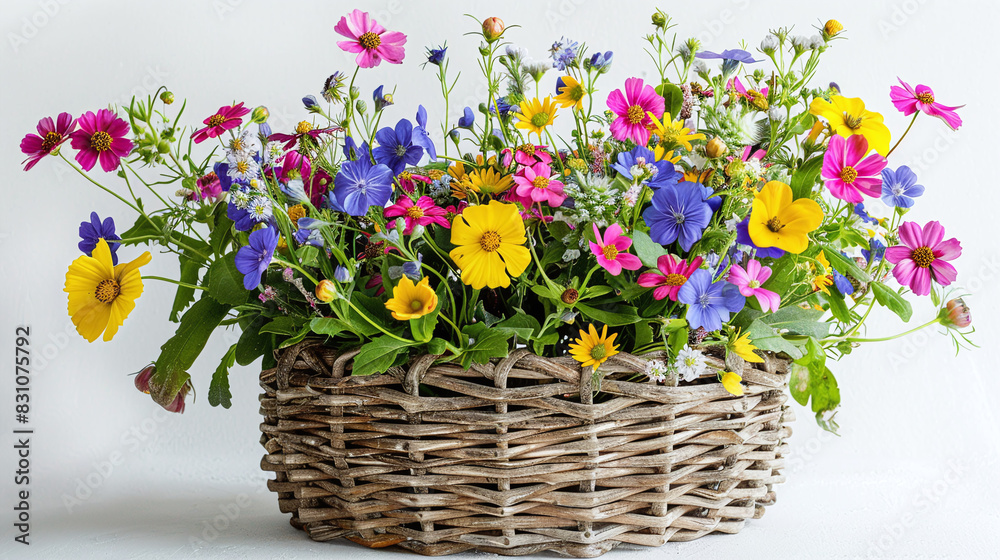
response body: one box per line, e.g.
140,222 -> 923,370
674,345 -> 708,382
562,173 -> 621,227
645,360 -> 669,383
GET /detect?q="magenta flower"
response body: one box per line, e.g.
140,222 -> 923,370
821,134 -> 887,203
727,259 -> 781,312
885,221 -> 961,296
502,144 -> 553,167
637,254 -> 704,302
69,109 -> 133,172
890,78 -> 963,130
383,196 -> 449,234
589,223 -> 642,276
335,9 -> 406,69
192,102 -> 250,144
20,112 -> 76,171
190,171 -> 223,202
728,76 -> 768,99
607,77 -> 664,146
398,172 -> 430,194
513,162 -> 566,207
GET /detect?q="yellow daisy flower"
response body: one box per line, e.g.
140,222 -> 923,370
468,167 -> 514,195
646,112 -> 706,161
384,276 -> 438,320
554,76 -> 586,110
809,95 -> 891,155
728,329 -> 764,363
64,239 -> 151,342
811,252 -> 833,294
568,324 -> 620,369
684,168 -> 715,184
747,181 -> 824,254
449,200 -> 530,289
721,371 -> 744,396
515,96 -> 558,138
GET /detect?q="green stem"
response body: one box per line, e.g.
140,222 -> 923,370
844,318 -> 941,344
60,153 -> 141,214
886,113 -> 919,158
145,275 -> 207,291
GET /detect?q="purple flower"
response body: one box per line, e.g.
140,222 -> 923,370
611,146 -> 681,189
235,227 -> 279,290
695,49 -> 760,64
677,269 -> 746,332
373,85 -> 393,112
735,217 -> 785,259
373,119 -> 422,176
643,182 -> 712,251
332,155 -> 393,216
78,212 -> 121,265
412,105 -> 437,162
549,36 -> 579,70
880,165 -> 925,208
424,45 -> 447,67
853,202 -> 879,225
862,238 -> 886,264
293,217 -> 325,248
832,268 -> 854,295
588,50 -> 613,72
458,106 -> 475,129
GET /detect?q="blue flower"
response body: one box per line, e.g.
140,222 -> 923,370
235,227 -> 278,290
458,106 -> 475,129
862,238 -> 886,264
214,161 -> 233,191
332,155 -> 393,216
78,212 -> 121,265
677,269 -> 746,332
412,105 -> 437,162
491,97 -> 513,119
373,119 -> 423,176
832,269 -> 854,295
880,165 -> 924,208
280,179 -> 310,204
588,50 -> 613,72
611,146 -> 682,190
293,218 -> 326,248
333,265 -> 353,282
643,182 -> 713,251
853,202 -> 879,225
373,85 -> 393,112
424,45 -> 447,67
696,48 -> 759,75
302,95 -> 320,111
549,36 -> 580,70
342,136 -> 371,161
735,217 -> 785,258
390,253 -> 423,281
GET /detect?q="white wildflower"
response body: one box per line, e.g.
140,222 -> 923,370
675,345 -> 708,382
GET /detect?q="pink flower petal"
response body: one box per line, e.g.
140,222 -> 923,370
921,221 -> 945,249
930,260 -> 957,285
844,134 -> 869,165
884,246 -> 912,264
617,253 -> 643,271
910,267 -> 932,296
638,272 -> 665,288
932,237 -> 962,261
728,264 -> 749,287
897,221 -> 923,250
606,89 -> 628,115
892,258 -> 918,286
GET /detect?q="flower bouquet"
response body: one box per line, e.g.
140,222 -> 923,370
26,8 -> 974,556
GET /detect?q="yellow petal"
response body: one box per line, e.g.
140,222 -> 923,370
722,371 -> 744,396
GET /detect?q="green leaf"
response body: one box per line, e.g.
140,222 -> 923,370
656,83 -> 684,120
310,317 -> 350,338
789,364 -> 811,406
789,338 -> 840,428
120,214 -> 166,245
208,344 -> 237,408
825,290 -> 853,323
259,316 -> 303,336
461,328 -> 513,369
209,203 -> 234,257
208,252 -> 251,306
822,246 -> 872,283
538,240 -> 566,269
746,319 -> 804,359
631,229 -> 668,269
353,336 -> 414,376
581,285 -> 614,300
410,281 -> 448,342
870,282 -> 913,322
575,302 -> 642,326
427,337 -> 447,355
235,314 -> 270,366
790,156 -> 824,200
151,296 -> 231,407
279,324 -> 312,349
760,305 -> 831,340
169,250 -> 204,322
495,313 -> 540,342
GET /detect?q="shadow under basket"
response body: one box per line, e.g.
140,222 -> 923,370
259,341 -> 794,557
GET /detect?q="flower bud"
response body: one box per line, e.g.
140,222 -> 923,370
760,34 -> 779,55
160,91 -> 174,105
482,17 -> 504,42
315,279 -> 337,302
941,298 -> 972,329
250,105 -> 269,124
824,19 -> 844,38
157,140 -> 171,154
651,12 -> 667,29
163,381 -> 191,414
333,265 -> 352,283
706,137 -> 728,159
561,287 -> 579,305
355,99 -> 368,115
350,86 -> 361,100
134,365 -> 155,394
302,95 -> 321,113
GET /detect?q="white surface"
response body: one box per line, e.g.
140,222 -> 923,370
2,0 -> 999,558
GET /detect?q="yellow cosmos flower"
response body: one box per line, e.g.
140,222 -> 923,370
515,96 -> 559,138
809,95 -> 891,155
647,112 -> 706,161
449,200 -> 530,289
721,371 -> 744,396
554,76 -> 586,110
729,329 -> 764,363
748,181 -> 823,254
568,324 -> 620,369
385,276 -> 438,320
64,239 -> 151,342
468,167 -> 514,195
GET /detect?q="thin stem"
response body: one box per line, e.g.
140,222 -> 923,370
145,275 -> 207,291
60,153 -> 141,214
886,113 -> 919,158
844,318 -> 940,344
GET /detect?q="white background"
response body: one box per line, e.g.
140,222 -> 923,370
2,0 -> 998,558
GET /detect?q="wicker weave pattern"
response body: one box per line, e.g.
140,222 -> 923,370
259,341 -> 793,557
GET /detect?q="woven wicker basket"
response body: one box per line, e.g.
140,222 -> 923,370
259,340 -> 793,557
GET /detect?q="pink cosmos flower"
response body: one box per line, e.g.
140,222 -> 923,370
190,171 -> 223,202
502,144 -> 553,167
335,9 -> 406,69
383,196 -> 450,234
269,125 -> 340,151
727,259 -> 781,312
279,151 -> 311,183
589,223 -> 642,276
607,77 -> 664,146
890,78 -> 963,130
69,109 -> 133,172
520,207 -> 554,223
637,254 -> 704,301
885,221 -> 961,296
192,102 -> 250,144
513,162 -> 566,207
728,76 -> 768,99
20,112 -> 76,171
736,144 -> 766,164
821,134 -> 887,203
397,172 -> 430,194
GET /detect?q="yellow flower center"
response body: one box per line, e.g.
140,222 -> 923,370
296,121 -> 313,134
95,278 -> 121,303
399,170 -> 412,182
843,113 -> 863,130
236,160 -> 250,174
839,165 -> 858,183
480,231 -> 502,252
602,245 -> 619,260
533,176 -> 550,189
428,169 -> 445,181
766,217 -> 784,232
748,279 -> 761,289
590,344 -> 607,360
748,90 -> 768,110
41,131 -> 63,152
530,112 -> 550,128
517,144 -> 536,157
912,246 -> 935,268
359,31 -> 381,50
229,137 -> 244,152
287,204 -> 306,228
664,273 -> 687,286
90,131 -> 113,152
567,85 -> 585,102
410,299 -> 423,311
208,114 -> 226,127
626,104 -> 645,124
916,92 -> 935,104
405,205 -> 425,219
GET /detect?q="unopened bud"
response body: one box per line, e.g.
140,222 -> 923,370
315,279 -> 337,302
482,17 -> 504,42
706,137 -> 728,158
134,365 -> 155,394
824,19 -> 844,38
561,288 -> 579,305
251,106 -> 269,124
160,91 -> 174,105
163,381 -> 191,414
941,298 -> 972,329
